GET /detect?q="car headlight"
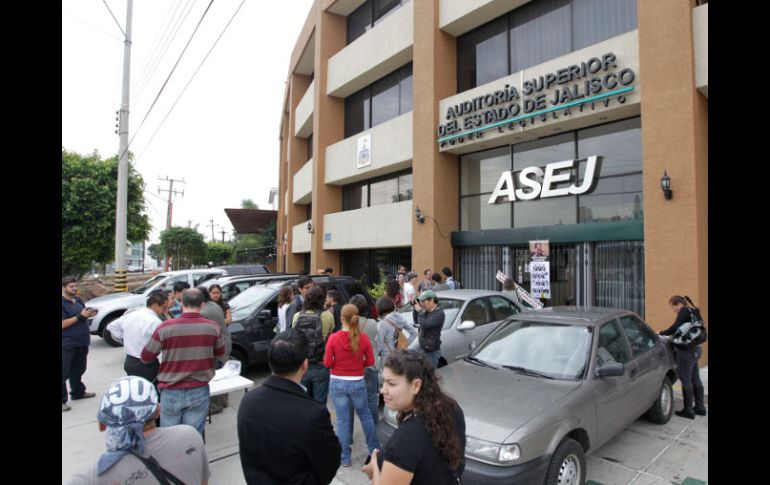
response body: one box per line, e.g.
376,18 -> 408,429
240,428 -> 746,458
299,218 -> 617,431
465,436 -> 521,464
384,406 -> 398,427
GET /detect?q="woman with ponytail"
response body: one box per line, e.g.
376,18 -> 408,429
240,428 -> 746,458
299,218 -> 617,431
324,303 -> 380,467
363,349 -> 466,485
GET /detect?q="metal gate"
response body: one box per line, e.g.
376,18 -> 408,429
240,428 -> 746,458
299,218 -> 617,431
341,248 -> 412,287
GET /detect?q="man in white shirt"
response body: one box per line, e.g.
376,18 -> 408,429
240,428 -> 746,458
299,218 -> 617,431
107,291 -> 166,384
403,272 -> 418,305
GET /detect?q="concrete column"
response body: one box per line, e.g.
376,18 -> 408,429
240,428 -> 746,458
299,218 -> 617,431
412,0 -> 459,274
310,8 -> 346,274
639,0 -> 708,365
277,112 -> 288,271
286,73 -> 313,273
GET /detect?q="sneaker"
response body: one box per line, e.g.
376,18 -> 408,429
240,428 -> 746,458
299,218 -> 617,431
62,403 -> 72,412
694,406 -> 707,416
72,392 -> 96,400
341,462 -> 352,468
675,409 -> 695,419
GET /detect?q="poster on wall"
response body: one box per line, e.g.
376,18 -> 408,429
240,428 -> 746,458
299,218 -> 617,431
357,133 -> 371,168
529,261 -> 551,299
529,240 -> 550,261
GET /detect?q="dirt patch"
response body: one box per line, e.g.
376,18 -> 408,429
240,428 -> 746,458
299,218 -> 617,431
77,274 -> 154,302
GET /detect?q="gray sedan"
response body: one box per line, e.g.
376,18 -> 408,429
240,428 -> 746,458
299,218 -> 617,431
398,289 -> 527,367
378,306 -> 677,485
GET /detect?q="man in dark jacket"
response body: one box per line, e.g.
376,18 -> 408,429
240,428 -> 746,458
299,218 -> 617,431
238,328 -> 341,484
285,276 -> 315,328
412,290 -> 445,368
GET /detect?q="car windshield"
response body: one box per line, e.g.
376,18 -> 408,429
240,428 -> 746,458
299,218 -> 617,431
398,298 -> 464,330
471,320 -> 593,380
131,274 -> 167,294
229,286 -> 278,321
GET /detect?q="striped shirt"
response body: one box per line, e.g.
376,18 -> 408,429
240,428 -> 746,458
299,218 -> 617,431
141,312 -> 225,390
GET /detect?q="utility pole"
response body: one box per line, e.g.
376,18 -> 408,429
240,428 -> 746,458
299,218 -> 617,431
220,229 -> 226,243
207,219 -> 218,242
158,176 -> 185,270
113,0 -> 133,293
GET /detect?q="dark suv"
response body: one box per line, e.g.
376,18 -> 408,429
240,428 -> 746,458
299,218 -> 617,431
227,275 -> 376,372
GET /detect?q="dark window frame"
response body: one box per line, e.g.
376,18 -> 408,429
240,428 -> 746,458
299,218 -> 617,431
347,0 -> 408,45
342,168 -> 413,211
344,63 -> 413,138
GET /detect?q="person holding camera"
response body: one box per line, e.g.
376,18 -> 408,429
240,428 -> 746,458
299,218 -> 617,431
61,276 -> 98,412
412,291 -> 445,368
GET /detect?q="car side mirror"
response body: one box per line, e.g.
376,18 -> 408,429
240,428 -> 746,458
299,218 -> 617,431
458,321 -> 476,331
595,362 -> 625,378
258,309 -> 272,322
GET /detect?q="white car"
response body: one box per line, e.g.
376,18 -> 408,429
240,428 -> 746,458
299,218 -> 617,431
86,268 -> 228,346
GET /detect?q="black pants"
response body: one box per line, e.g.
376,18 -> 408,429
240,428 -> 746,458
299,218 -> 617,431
62,346 -> 89,403
676,345 -> 705,412
124,355 -> 159,384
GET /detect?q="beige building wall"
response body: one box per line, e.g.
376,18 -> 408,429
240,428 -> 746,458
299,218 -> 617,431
639,0 -> 708,365
285,73 -> 312,273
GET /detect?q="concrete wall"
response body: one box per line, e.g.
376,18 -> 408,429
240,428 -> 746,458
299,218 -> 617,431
295,80 -> 315,137
323,201 -> 412,250
326,0 -> 414,98
440,0 -> 530,37
292,220 -> 312,253
293,159 -> 313,204
438,30 -> 641,155
325,111 -> 413,185
693,3 -> 708,97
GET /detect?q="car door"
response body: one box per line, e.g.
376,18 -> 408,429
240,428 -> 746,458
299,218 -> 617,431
452,298 -> 494,361
617,315 -> 666,414
250,294 -> 280,362
593,319 -> 636,445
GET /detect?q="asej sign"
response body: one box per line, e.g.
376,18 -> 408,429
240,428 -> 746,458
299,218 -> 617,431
488,156 -> 601,204
438,52 -> 636,148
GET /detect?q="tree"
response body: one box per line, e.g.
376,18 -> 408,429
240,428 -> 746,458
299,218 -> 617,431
241,198 -> 258,209
158,227 -> 207,270
62,148 -> 151,277
147,243 -> 162,266
206,242 -> 234,266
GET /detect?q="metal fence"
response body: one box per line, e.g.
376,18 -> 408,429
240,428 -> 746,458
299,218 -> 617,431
341,248 -> 412,287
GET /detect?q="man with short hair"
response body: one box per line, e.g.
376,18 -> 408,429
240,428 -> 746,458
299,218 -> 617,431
62,276 -> 98,412
325,288 -> 343,332
141,288 -> 225,436
431,272 -> 450,291
442,266 -> 460,289
285,276 -> 314,327
403,271 -> 419,304
412,290 -> 445,368
238,329 -> 341,485
418,269 -> 434,294
106,291 -> 166,385
169,281 -> 190,318
67,375 -> 210,485
323,267 -> 334,275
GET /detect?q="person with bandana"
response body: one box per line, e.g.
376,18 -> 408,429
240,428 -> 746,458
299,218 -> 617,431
66,375 -> 211,485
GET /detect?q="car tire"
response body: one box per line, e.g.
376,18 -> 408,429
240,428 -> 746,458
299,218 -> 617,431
230,348 -> 249,375
99,314 -> 124,347
545,438 -> 585,485
645,376 -> 674,424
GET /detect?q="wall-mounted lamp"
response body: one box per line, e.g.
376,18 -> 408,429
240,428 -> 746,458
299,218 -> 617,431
415,206 -> 425,224
661,171 -> 672,200
307,221 -> 314,234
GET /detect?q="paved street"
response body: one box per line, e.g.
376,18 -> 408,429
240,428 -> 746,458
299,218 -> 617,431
62,336 -> 707,484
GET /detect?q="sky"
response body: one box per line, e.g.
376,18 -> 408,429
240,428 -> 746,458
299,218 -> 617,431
62,0 -> 315,245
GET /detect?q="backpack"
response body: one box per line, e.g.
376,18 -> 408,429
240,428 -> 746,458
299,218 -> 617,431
295,310 -> 325,363
672,307 -> 707,348
384,316 -> 408,352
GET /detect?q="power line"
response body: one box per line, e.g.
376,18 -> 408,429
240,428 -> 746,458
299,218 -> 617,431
119,0 -> 216,164
133,0 -> 247,167
132,0 -> 185,98
101,0 -> 127,38
62,10 -> 124,42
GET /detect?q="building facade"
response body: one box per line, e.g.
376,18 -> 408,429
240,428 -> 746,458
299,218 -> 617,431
276,0 -> 707,362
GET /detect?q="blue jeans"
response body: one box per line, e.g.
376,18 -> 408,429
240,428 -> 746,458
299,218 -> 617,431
160,385 -> 211,436
421,348 -> 441,368
301,362 -> 330,404
330,378 -> 380,465
348,368 -> 381,443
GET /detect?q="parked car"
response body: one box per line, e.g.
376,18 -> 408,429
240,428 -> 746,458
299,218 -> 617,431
86,268 -> 230,346
213,264 -> 270,275
377,306 -> 678,485
397,289 -> 527,368
202,273 -> 299,302
227,275 -> 376,372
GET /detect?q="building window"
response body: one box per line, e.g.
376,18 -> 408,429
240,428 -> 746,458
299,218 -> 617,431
347,0 -> 409,44
342,170 -> 413,211
344,63 -> 413,138
459,117 -> 641,230
307,133 -> 313,162
457,0 -> 637,92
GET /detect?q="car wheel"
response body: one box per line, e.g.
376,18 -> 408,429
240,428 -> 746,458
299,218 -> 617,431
645,376 -> 673,424
230,348 -> 249,375
99,314 -> 124,347
545,438 -> 585,485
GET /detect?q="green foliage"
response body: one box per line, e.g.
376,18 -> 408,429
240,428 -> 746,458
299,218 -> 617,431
61,148 -> 151,277
147,243 -> 162,265
207,242 -> 235,266
158,227 -> 207,270
241,198 -> 258,209
368,269 -> 388,300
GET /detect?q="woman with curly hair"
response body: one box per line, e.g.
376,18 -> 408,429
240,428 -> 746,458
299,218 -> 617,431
363,349 -> 466,484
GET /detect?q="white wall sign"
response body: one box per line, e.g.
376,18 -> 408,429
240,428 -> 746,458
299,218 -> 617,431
488,156 -> 601,204
357,133 -> 371,169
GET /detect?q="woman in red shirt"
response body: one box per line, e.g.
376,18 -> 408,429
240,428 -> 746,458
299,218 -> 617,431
324,304 -> 381,467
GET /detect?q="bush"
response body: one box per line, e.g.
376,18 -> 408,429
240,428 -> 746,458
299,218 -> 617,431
368,269 -> 387,300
